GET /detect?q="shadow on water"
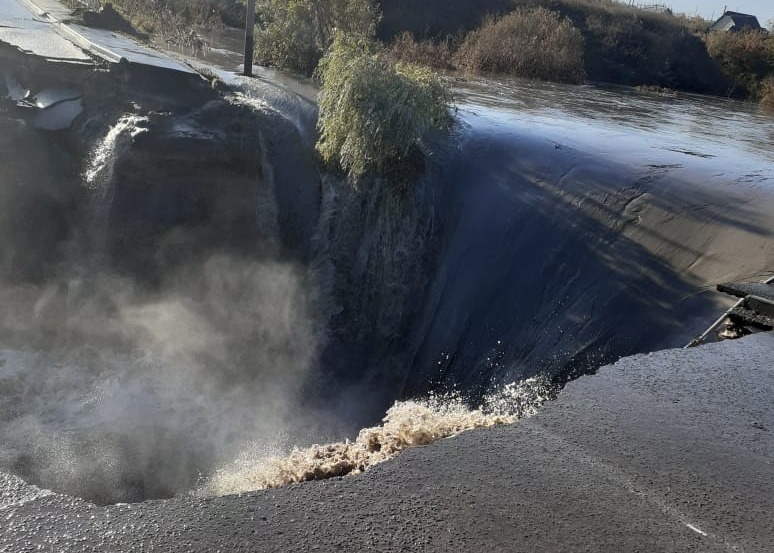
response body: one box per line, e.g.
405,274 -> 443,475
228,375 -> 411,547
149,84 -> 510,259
388,91 -> 774,400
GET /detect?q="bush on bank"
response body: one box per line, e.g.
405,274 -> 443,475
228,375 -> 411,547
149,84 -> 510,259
706,29 -> 774,99
253,0 -> 379,76
454,7 -> 585,83
315,33 -> 453,183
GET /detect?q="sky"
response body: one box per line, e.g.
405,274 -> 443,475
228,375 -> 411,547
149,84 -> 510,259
662,1 -> 774,25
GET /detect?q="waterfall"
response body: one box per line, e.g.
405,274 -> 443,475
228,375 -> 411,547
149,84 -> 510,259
84,115 -> 149,198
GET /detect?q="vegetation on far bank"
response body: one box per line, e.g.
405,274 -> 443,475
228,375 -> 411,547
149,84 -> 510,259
78,0 -> 774,110
454,8 -> 585,84
252,0 -> 379,75
706,29 -> 774,99
377,0 -> 727,93
761,78 -> 774,110
382,0 -> 774,105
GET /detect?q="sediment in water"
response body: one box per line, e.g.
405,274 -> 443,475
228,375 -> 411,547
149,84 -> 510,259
199,377 -> 554,496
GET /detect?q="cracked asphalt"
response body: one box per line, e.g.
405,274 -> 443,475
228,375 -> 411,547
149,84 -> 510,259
2,332 -> 772,552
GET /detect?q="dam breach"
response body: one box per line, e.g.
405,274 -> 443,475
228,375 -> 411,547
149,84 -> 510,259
1,3 -> 774,548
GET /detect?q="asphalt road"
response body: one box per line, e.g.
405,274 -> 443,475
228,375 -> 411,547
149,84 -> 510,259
1,332 -> 772,552
0,0 -> 90,62
0,0 -> 192,71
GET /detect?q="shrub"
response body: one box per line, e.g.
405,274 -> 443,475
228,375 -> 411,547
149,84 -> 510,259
454,7 -> 585,84
315,33 -> 453,183
706,29 -> 774,97
387,31 -> 455,69
254,0 -> 379,75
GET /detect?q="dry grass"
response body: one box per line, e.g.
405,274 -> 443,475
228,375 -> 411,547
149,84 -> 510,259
104,0 -> 222,34
387,32 -> 455,70
79,0 -> 237,55
454,7 -> 585,84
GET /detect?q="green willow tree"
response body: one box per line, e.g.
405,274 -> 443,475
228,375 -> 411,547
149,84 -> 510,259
315,33 -> 453,183
253,0 -> 379,75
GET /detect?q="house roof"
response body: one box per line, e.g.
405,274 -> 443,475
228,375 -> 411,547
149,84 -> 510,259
709,11 -> 762,32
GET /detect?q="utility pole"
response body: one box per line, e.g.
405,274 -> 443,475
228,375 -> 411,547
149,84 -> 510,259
244,0 -> 256,76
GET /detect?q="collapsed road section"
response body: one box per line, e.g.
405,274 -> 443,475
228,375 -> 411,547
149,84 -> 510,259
2,1 -> 774,550
1,332 -> 772,552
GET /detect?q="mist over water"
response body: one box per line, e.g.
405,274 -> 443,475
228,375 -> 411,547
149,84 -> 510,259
0,255 -> 318,503
0,93 -> 327,502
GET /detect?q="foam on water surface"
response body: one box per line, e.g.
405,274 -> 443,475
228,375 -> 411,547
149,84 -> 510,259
199,377 -> 554,496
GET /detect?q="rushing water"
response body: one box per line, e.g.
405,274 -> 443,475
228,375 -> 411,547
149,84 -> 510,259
1,50 -> 773,504
84,114 -> 149,191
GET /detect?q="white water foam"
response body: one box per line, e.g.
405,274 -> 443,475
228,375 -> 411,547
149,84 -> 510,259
198,376 -> 554,497
84,115 -> 149,191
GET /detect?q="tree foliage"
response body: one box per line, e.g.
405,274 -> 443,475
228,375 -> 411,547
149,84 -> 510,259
254,0 -> 379,75
315,33 -> 453,183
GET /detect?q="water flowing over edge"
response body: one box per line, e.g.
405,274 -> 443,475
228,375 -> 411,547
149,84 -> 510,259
197,376 -> 555,497
84,114 -> 149,191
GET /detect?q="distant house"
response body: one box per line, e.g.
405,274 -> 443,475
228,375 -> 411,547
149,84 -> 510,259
709,11 -> 762,32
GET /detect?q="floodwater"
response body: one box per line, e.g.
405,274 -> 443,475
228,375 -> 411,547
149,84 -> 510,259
454,76 -> 774,170
2,36 -> 774,505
